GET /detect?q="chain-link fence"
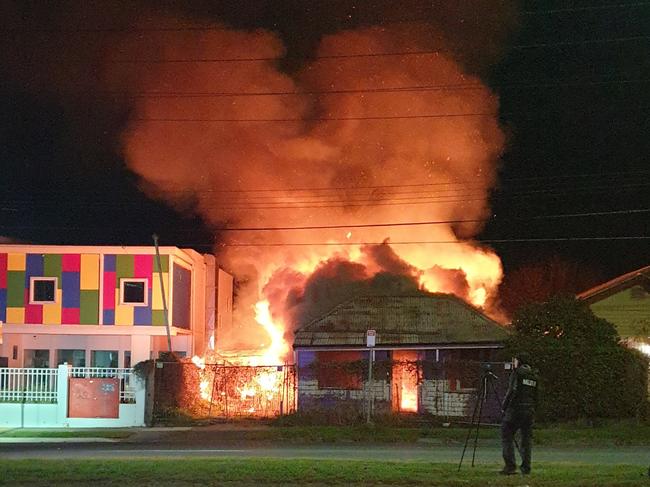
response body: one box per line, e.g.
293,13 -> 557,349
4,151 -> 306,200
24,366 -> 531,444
297,359 -> 510,423
153,361 -> 296,421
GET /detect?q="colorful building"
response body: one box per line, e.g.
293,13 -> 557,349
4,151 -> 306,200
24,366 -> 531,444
0,244 -> 232,368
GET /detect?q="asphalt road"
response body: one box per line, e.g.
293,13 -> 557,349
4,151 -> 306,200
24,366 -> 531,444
1,442 -> 648,466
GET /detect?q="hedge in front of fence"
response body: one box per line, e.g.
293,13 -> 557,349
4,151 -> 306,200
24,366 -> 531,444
505,295 -> 649,422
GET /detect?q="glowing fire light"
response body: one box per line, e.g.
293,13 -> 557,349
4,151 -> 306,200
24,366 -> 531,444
393,351 -> 419,412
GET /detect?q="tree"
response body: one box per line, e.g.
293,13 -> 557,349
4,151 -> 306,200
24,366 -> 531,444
499,256 -> 604,317
505,295 -> 648,422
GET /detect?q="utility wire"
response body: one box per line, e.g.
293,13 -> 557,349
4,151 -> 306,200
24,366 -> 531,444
216,236 -> 650,247
95,78 -> 650,99
132,112 -> 494,122
3,170 -> 650,201
5,184 -> 650,212
3,179 -> 650,209
1,208 -> 649,232
6,34 -> 650,64
5,2 -> 650,34
522,2 -> 650,14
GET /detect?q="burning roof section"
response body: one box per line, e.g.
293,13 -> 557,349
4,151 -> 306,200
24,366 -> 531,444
294,294 -> 509,348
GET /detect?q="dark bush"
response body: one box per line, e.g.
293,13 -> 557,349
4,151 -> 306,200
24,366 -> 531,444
505,296 -> 648,422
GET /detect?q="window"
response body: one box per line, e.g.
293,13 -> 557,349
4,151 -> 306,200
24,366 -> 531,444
24,349 -> 50,368
316,351 -> 363,390
57,349 -> 86,367
30,277 -> 57,304
124,351 -> 132,369
120,279 -> 148,306
91,350 -> 118,368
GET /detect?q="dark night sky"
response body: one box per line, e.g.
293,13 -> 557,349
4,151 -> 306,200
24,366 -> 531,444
1,0 -> 649,296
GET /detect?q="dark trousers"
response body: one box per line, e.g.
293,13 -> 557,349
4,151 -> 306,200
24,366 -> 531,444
501,409 -> 534,473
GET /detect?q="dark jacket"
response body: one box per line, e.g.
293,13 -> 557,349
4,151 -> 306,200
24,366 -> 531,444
502,364 -> 539,413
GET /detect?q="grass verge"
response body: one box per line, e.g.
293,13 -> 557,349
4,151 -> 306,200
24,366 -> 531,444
175,421 -> 650,447
0,429 -> 133,439
1,458 -> 648,486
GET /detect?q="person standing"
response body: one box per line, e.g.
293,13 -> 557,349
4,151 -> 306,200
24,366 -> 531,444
500,352 -> 538,475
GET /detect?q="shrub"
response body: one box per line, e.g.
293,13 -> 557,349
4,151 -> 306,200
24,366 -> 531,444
505,295 -> 648,422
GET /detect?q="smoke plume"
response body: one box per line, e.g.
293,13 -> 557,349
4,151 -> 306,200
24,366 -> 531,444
1,2 -> 516,357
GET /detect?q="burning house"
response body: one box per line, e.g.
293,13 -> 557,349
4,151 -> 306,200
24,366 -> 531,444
293,294 -> 509,417
27,14 -> 515,419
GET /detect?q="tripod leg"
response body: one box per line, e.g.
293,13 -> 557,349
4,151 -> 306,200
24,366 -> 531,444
458,377 -> 485,472
471,377 -> 487,467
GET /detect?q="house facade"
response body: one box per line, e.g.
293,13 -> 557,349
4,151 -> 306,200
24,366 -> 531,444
0,244 -> 231,369
293,294 -> 510,418
578,265 -> 650,355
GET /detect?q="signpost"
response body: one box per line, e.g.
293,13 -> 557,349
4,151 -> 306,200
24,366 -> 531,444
366,330 -> 376,424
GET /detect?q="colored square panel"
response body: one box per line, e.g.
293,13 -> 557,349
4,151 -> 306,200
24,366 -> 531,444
152,310 -> 167,326
42,289 -> 62,324
103,271 -> 116,310
6,307 -> 24,323
62,254 -> 81,272
134,288 -> 152,325
103,309 -> 115,326
116,255 -> 134,281
153,254 -> 169,273
7,253 -> 26,271
152,272 -> 168,310
134,255 -> 153,284
25,303 -> 43,324
25,254 -> 44,283
0,288 -> 6,322
80,254 -> 100,290
6,271 -> 26,307
62,307 -> 80,324
0,253 -> 7,288
104,255 -> 116,272
114,304 -> 134,326
80,290 -> 99,324
43,254 -> 62,283
62,272 -> 81,308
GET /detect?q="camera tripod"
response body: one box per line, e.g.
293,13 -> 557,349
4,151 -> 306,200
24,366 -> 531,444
457,366 -> 520,471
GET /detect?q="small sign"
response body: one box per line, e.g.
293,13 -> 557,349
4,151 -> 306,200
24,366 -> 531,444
366,329 -> 376,348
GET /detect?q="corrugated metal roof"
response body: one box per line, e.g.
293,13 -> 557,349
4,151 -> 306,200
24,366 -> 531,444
293,294 -> 509,347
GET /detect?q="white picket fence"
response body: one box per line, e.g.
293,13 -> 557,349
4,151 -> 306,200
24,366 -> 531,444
0,368 -> 58,403
0,367 -> 136,404
0,365 -> 145,428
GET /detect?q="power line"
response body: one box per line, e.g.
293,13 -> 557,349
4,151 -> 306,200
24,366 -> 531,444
3,176 -> 650,209
132,112 -> 494,123
2,208 -> 648,233
77,35 -> 650,63
522,2 -> 650,14
144,169 -> 650,195
5,2 -> 650,34
217,236 -> 650,247
6,34 -> 650,65
5,184 -> 649,212
95,78 -> 650,99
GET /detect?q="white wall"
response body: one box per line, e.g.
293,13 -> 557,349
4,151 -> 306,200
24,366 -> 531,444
3,333 -> 155,368
0,365 -> 146,428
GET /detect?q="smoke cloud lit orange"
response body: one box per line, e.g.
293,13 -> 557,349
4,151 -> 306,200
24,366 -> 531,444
115,20 -> 506,361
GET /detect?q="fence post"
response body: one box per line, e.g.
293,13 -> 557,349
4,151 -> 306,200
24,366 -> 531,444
56,364 -> 70,426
